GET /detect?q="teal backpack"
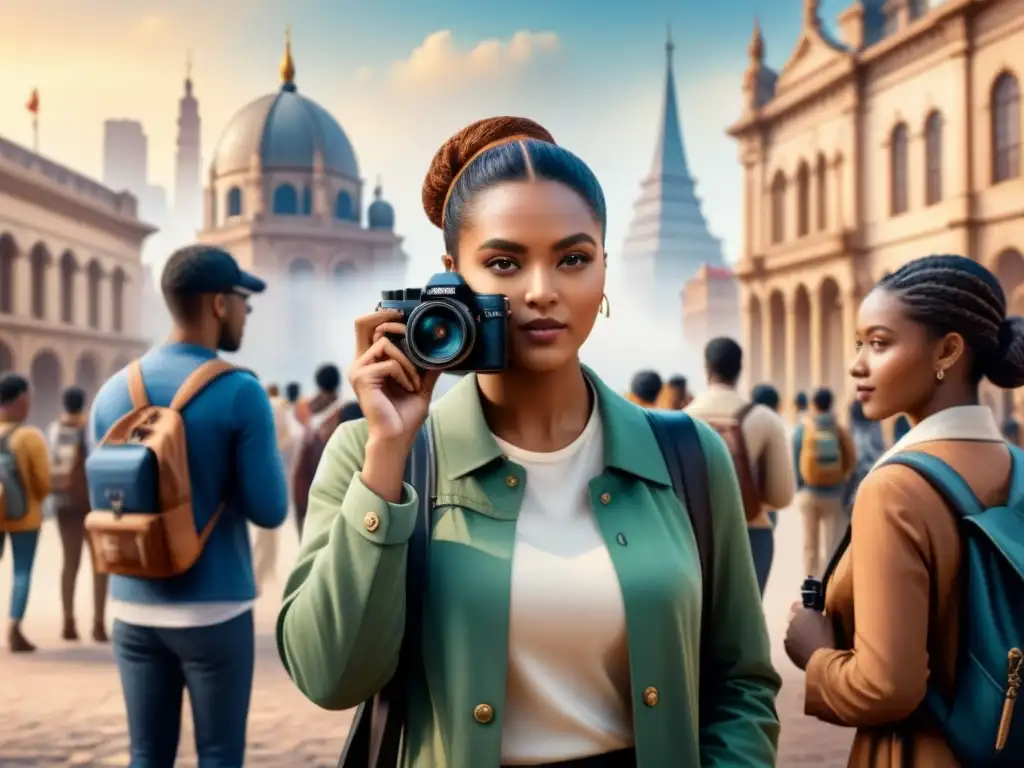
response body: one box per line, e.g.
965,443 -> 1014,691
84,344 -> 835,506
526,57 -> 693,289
884,448 -> 1024,766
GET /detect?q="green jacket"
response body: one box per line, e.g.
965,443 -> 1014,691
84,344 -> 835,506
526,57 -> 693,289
277,368 -> 781,767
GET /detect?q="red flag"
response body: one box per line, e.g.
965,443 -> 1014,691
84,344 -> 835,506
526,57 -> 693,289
26,89 -> 39,114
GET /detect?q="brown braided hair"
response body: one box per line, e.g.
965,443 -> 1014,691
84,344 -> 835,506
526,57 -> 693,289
421,116 -> 606,258
877,254 -> 1024,388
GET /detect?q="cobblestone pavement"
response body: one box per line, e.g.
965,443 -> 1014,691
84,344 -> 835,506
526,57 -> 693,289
1,511 -> 853,766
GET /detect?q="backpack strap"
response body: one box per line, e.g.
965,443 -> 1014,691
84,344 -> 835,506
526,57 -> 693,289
339,419 -> 436,768
0,423 -> 19,452
736,401 -> 757,422
883,451 -> 984,518
126,361 -> 149,409
170,360 -> 238,411
644,410 -> 714,653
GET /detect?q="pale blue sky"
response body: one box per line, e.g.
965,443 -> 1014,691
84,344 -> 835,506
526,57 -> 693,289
0,0 -> 852,281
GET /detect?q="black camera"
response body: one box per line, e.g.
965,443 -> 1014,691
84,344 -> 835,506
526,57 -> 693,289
801,577 -> 825,612
377,272 -> 510,373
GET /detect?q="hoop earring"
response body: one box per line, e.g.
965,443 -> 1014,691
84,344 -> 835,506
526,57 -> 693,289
936,368 -> 945,381
600,293 -> 611,318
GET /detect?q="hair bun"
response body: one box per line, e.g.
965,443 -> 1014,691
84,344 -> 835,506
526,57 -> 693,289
985,316 -> 1024,389
421,116 -> 555,229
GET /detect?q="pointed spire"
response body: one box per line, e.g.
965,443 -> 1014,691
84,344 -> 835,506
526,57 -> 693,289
666,21 -> 674,63
748,17 -> 764,64
374,174 -> 383,199
280,25 -> 296,87
648,24 -> 692,182
803,0 -> 820,29
184,49 -> 194,96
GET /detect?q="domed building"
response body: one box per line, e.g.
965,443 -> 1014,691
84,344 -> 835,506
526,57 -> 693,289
199,33 -> 403,276
198,32 -> 406,380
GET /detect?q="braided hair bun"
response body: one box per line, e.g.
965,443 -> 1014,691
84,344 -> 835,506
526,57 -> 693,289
421,117 -> 555,230
879,254 -> 1024,389
986,315 -> 1024,389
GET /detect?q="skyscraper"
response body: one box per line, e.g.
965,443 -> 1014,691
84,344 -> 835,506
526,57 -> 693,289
621,28 -> 725,306
102,120 -> 147,193
174,51 -> 202,241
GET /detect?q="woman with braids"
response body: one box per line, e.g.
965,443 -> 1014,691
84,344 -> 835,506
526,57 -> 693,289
784,254 -> 1024,766
277,117 -> 780,767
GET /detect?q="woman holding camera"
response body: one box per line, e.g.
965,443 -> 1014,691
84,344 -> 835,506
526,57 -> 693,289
277,117 -> 780,767
784,254 -> 1024,766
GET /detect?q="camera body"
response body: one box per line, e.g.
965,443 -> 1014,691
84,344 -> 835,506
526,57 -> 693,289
377,272 -> 510,373
801,577 -> 825,612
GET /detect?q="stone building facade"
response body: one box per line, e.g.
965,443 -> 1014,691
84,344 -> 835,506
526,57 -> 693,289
727,0 -> 1024,414
0,136 -> 153,426
197,34 -> 405,385
681,265 -> 740,354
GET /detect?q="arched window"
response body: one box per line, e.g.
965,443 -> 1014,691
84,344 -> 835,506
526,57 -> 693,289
335,191 -> 353,220
0,236 -> 15,314
273,184 -> 298,215
815,154 -> 827,231
890,122 -> 909,215
60,251 -> 76,324
770,171 -> 786,245
226,187 -> 243,217
87,260 -> 102,329
112,268 -> 126,332
333,262 -> 356,282
924,111 -> 942,205
993,73 -> 1021,184
30,245 -> 47,320
302,186 -> 312,215
796,162 -> 810,237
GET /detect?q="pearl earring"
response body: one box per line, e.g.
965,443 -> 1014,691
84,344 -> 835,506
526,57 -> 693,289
936,369 -> 945,381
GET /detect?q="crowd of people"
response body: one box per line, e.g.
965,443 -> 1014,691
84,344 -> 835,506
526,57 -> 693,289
1,114 -> 1022,768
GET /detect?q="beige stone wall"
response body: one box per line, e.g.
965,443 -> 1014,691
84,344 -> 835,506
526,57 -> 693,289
729,0 -> 1024,419
0,144 -> 152,426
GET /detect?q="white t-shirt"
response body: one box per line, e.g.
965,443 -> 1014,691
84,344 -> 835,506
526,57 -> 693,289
494,404 -> 634,764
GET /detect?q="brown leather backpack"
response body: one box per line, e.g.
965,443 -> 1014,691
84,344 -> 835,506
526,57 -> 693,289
703,402 -> 762,522
85,359 -> 238,578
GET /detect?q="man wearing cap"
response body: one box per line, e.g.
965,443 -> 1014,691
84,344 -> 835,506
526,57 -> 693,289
89,244 -> 288,766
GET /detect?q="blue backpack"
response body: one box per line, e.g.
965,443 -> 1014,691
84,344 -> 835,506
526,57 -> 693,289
0,426 -> 28,522
884,448 -> 1024,766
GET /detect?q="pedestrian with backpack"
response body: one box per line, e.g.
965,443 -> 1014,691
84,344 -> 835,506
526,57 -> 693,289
48,385 -> 109,643
277,116 -> 780,768
0,373 -> 51,653
784,254 -> 1024,767
686,338 -> 796,597
88,244 -> 288,767
792,387 -> 856,578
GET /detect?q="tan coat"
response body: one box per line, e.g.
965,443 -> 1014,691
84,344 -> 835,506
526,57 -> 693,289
805,438 -> 1011,767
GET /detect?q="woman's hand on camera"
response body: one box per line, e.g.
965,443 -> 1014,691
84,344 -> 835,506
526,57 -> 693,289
350,309 -> 441,449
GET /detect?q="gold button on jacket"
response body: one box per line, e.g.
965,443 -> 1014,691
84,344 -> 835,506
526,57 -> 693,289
473,703 -> 493,724
505,474 -> 519,488
643,686 -> 659,707
363,512 -> 380,532
600,492 -> 612,504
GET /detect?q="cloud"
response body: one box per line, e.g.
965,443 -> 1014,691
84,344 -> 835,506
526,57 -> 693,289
387,30 -> 560,91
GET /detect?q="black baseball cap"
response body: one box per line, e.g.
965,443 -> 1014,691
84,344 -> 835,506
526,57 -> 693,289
161,245 -> 266,296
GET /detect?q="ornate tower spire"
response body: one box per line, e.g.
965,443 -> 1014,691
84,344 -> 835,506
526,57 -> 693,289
748,17 -> 764,64
280,26 -> 296,88
621,26 -> 725,302
174,48 -> 202,241
804,0 -> 821,29
374,173 -> 383,198
647,22 -> 691,182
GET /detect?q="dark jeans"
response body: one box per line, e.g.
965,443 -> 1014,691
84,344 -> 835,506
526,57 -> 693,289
56,506 -> 108,627
748,528 -> 774,596
113,610 -> 254,768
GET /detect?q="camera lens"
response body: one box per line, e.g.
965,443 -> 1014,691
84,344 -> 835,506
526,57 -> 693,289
407,301 -> 476,369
